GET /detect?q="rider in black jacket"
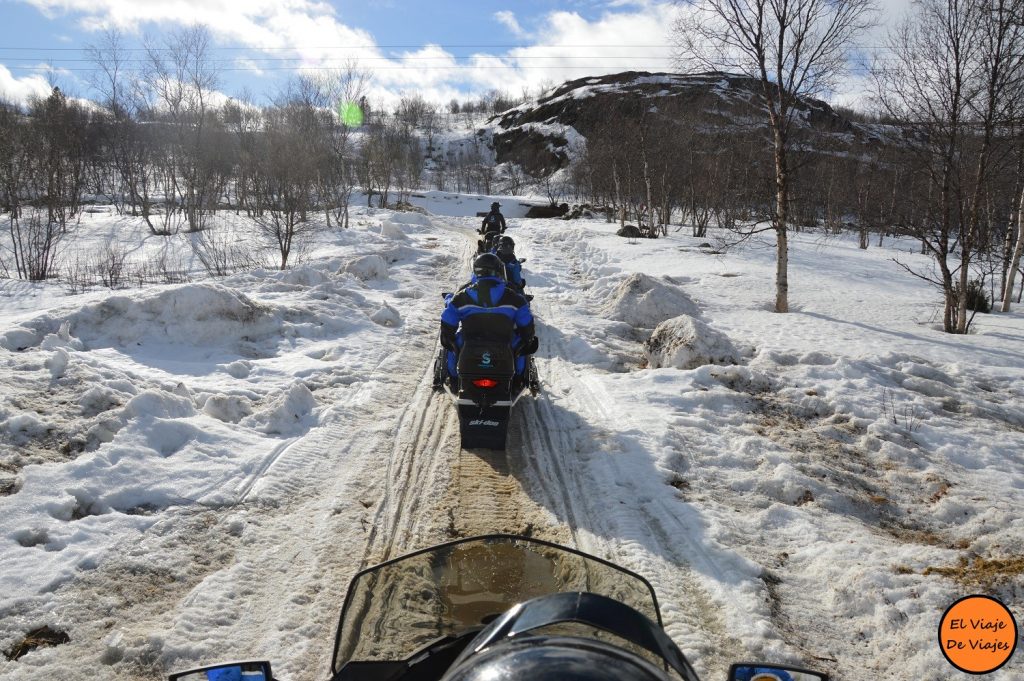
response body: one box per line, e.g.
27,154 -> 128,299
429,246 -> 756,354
480,202 -> 506,235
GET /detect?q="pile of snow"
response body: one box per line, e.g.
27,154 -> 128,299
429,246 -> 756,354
644,315 -> 741,369
594,273 -> 700,329
369,302 -> 401,327
5,285 -> 277,351
340,254 -> 388,281
245,381 -> 319,436
379,220 -> 411,241
386,211 -> 433,229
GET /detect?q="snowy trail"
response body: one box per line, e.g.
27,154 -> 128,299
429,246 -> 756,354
510,288 -> 747,680
0,213 -> 487,680
4,203 -> 1024,681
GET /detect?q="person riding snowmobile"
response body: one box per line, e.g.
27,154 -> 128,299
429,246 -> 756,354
480,201 -> 506,235
439,253 -> 534,388
477,230 -> 502,255
494,235 -> 525,291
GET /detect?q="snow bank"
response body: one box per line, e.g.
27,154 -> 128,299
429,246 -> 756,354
201,394 -> 254,424
74,286 -> 276,347
369,302 -> 401,327
644,315 -> 741,369
0,326 -> 43,352
244,382 -> 319,436
340,254 -> 388,281
379,220 -> 411,241
594,273 -> 700,329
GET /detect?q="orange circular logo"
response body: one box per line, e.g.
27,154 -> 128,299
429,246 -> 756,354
938,595 -> 1018,674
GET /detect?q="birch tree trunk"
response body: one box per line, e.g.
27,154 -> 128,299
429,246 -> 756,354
1002,184 -> 1024,312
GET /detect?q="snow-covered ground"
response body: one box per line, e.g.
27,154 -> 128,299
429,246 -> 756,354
1,198 -> 1021,681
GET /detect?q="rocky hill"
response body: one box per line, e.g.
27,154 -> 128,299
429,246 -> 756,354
484,71 -> 887,177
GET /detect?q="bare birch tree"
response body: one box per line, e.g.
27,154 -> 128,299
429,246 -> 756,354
875,0 -> 1024,330
146,25 -> 221,232
674,0 -> 875,312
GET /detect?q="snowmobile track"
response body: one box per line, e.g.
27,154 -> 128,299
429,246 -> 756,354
514,291 -> 746,679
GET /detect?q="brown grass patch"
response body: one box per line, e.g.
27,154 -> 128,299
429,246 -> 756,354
923,555 -> 1024,589
4,626 -> 70,661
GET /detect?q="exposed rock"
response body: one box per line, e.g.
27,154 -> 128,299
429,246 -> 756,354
486,71 -> 885,178
525,203 -> 569,219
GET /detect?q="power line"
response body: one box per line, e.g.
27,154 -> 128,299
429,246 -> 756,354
0,43 -> 914,52
1,55 -> 680,64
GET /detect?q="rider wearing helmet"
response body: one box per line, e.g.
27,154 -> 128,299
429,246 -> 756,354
494,235 -> 525,291
440,592 -> 700,681
439,253 -> 534,386
735,668 -> 795,681
480,201 -> 507,235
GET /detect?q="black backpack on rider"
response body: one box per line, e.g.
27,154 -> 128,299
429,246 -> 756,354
483,213 -> 501,232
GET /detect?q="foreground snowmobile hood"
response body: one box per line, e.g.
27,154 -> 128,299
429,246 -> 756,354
168,535 -> 830,681
331,534 -> 663,674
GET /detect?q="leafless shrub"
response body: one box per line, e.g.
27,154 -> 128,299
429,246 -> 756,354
8,209 -> 65,281
63,254 -> 98,294
190,227 -> 271,276
190,229 -> 235,276
132,250 -> 191,286
880,388 -> 922,433
97,241 -> 129,288
0,243 -> 9,279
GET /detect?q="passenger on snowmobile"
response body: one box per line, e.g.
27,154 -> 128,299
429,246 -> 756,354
734,669 -> 795,681
494,235 -> 525,291
480,202 -> 506,235
440,253 -> 534,387
477,230 -> 502,255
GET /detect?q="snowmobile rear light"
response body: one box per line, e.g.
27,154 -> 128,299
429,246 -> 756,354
472,378 -> 499,389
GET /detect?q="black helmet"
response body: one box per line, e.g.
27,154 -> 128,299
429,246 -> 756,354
497,235 -> 515,252
473,253 -> 506,280
441,592 -> 698,681
443,637 -> 666,681
491,202 -> 501,210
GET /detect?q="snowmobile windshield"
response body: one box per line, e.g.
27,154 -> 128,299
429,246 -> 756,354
331,535 -> 662,674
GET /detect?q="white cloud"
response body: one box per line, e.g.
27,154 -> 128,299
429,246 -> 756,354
465,4 -> 679,95
13,0 -> 681,105
494,10 -> 527,38
10,0 -> 927,110
0,64 -> 54,104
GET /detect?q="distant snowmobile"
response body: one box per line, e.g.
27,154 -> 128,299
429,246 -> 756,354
167,535 -> 831,681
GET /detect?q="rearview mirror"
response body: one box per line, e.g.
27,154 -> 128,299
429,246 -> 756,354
169,661 -> 273,681
729,663 -> 829,681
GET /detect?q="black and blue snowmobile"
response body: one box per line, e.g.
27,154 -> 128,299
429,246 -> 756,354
432,311 -> 540,450
432,252 -> 540,450
168,535 -> 830,681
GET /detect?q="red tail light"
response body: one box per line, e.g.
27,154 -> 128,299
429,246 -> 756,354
472,378 -> 499,389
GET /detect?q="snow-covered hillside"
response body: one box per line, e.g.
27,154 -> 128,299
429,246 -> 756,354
1,200 -> 1022,681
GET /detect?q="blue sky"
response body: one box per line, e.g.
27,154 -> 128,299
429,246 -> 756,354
0,0 -> 683,106
0,0 -> 908,108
